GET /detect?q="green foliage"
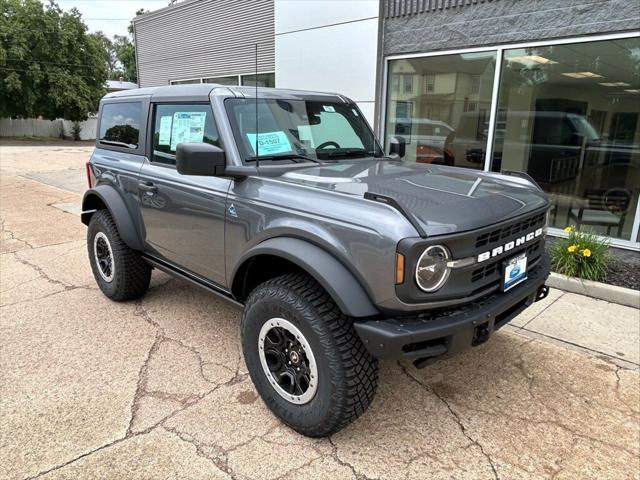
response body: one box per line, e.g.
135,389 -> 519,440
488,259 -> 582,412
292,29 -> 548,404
550,227 -> 611,281
0,0 -> 107,121
91,9 -> 146,83
71,121 -> 81,141
104,124 -> 138,147
91,31 -> 117,76
112,35 -> 136,82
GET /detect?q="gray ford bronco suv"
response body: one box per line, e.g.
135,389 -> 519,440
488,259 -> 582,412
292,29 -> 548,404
83,84 -> 550,437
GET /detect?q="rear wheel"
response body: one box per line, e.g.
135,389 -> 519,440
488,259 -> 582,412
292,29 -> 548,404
241,272 -> 378,437
87,210 -> 151,301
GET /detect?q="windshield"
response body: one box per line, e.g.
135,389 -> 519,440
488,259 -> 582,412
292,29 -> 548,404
568,114 -> 600,142
225,98 -> 382,163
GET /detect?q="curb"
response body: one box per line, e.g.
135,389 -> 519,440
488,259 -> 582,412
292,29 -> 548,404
547,272 -> 639,309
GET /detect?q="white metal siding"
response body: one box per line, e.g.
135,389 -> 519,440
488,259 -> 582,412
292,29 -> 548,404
274,0 -> 380,125
134,0 -> 274,87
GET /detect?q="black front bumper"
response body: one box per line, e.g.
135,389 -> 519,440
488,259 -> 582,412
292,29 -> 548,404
353,258 -> 550,366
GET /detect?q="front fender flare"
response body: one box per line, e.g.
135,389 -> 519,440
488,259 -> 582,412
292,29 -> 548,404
232,237 -> 379,318
81,185 -> 144,251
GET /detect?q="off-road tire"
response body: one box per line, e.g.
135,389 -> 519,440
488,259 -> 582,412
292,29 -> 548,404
241,272 -> 378,437
87,210 -> 151,301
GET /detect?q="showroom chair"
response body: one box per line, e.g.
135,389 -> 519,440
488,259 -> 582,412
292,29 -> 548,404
567,188 -> 631,237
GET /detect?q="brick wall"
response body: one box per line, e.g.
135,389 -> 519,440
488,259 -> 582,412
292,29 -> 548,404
383,0 -> 640,56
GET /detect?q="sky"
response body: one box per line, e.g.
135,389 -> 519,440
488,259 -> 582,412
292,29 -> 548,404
56,0 -> 172,38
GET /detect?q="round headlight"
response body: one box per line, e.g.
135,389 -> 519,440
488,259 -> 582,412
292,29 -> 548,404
415,245 -> 450,292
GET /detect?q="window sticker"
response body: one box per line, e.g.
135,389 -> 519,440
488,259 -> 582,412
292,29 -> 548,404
322,105 -> 336,113
297,125 -> 315,147
158,115 -> 172,145
170,112 -> 207,151
246,131 -> 292,155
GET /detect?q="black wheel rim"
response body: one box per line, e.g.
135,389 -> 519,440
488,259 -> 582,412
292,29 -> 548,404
93,232 -> 114,282
258,318 -> 317,404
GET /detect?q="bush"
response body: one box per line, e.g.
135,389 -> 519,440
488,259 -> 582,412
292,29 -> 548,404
550,226 -> 610,281
71,122 -> 82,141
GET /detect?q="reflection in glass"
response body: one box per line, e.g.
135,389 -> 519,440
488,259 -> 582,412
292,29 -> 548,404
492,38 -> 640,241
385,52 -> 497,168
99,102 -> 141,149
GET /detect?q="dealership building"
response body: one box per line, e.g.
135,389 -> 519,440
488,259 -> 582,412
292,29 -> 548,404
133,0 -> 640,249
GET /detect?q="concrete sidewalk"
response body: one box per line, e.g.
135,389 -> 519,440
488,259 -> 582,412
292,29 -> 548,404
507,289 -> 640,368
2,142 -> 639,480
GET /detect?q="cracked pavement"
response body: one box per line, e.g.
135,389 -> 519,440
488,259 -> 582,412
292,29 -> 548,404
1,142 -> 639,480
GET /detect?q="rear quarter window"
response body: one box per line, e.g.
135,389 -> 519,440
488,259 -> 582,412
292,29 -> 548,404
99,102 -> 142,149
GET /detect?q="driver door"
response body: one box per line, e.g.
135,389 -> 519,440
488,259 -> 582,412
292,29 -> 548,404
137,102 -> 231,286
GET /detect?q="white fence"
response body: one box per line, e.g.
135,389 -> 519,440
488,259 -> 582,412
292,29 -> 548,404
0,117 -> 98,140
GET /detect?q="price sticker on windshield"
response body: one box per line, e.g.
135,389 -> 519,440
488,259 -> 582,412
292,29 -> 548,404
246,131 -> 292,155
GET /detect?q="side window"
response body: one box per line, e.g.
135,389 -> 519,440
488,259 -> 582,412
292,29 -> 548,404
99,102 -> 142,149
152,104 -> 220,166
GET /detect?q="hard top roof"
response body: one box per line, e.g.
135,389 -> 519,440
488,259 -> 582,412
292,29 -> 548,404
102,84 -> 349,103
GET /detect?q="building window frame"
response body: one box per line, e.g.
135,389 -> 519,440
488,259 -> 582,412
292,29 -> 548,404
169,77 -> 203,85
202,73 -> 241,85
380,30 -> 640,250
169,71 -> 275,87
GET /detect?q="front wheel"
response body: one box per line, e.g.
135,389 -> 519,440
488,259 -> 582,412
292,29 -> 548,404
241,273 -> 378,437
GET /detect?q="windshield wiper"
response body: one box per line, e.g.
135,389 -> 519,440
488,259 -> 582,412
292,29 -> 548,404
322,148 -> 374,159
246,153 -> 322,164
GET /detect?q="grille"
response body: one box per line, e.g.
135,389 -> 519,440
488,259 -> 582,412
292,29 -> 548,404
475,211 -> 546,249
471,240 -> 543,283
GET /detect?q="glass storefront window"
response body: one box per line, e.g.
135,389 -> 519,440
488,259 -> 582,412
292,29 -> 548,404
385,52 -> 497,168
241,72 -> 275,87
492,37 -> 640,241
203,76 -> 239,85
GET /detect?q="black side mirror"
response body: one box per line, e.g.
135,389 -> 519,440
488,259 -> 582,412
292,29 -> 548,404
176,143 -> 226,176
388,136 -> 406,159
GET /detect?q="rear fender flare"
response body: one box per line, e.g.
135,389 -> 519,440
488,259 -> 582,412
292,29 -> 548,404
81,185 -> 143,251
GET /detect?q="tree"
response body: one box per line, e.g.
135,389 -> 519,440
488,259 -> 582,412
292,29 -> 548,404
113,35 -> 136,82
0,0 -> 107,121
111,8 -> 148,84
91,31 -> 118,77
90,9 -> 144,83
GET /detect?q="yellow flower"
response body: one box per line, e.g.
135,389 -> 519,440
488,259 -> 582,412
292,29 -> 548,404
563,226 -> 573,234
582,248 -> 591,257
567,245 -> 577,253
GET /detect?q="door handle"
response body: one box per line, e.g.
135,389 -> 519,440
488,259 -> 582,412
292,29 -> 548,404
138,181 -> 157,193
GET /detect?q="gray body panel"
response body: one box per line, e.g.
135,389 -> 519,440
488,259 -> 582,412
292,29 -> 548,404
85,84 -> 550,317
138,160 -> 231,285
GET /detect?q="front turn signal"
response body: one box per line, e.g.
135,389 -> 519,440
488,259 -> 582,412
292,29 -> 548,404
395,253 -> 405,285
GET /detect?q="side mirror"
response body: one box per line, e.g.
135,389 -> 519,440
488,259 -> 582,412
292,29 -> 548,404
176,143 -> 226,176
388,136 -> 406,159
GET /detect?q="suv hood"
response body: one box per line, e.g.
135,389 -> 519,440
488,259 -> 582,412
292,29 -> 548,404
279,160 -> 549,236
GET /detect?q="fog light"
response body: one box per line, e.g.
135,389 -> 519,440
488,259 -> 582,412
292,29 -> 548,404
416,245 -> 450,292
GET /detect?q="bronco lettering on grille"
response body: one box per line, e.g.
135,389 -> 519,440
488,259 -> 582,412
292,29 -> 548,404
477,228 -> 543,263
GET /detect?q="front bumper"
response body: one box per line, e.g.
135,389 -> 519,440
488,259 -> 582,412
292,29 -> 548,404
353,257 -> 550,367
